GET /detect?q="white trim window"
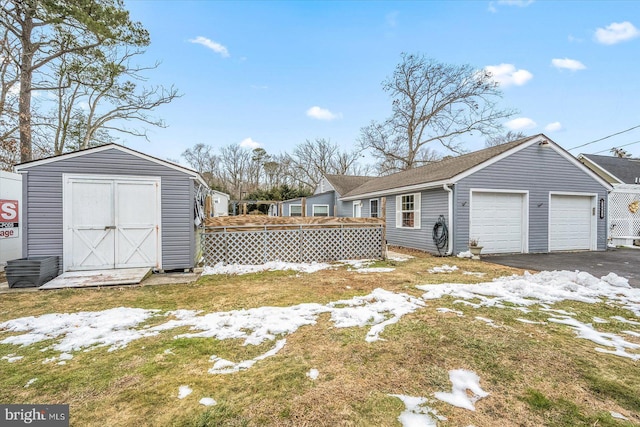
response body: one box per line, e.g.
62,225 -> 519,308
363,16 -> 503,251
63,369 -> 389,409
395,193 -> 421,229
312,204 -> 329,217
353,200 -> 362,218
290,204 -> 302,217
370,199 -> 379,218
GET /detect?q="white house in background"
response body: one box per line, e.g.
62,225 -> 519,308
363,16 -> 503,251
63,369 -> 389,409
578,154 -> 640,247
0,170 -> 22,271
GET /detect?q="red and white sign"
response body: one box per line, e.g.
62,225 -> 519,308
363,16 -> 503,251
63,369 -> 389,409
0,199 -> 19,239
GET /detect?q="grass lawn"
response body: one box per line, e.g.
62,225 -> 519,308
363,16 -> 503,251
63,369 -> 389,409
0,250 -> 638,426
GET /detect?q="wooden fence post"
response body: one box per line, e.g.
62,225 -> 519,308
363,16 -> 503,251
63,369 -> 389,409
301,197 -> 307,217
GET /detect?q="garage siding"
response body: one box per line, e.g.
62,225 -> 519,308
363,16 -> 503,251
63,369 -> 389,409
21,148 -> 196,272
454,144 -> 607,254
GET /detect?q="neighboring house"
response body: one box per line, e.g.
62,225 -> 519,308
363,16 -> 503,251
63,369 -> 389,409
578,154 -> 640,246
335,134 -> 611,255
0,171 -> 22,271
281,174 -> 373,217
15,144 -> 211,273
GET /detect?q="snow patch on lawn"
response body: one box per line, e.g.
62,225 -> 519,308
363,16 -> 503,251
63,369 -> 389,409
199,397 -> 216,406
418,270 -> 640,360
209,339 -> 286,374
202,261 -> 332,275
2,354 -> 23,363
327,289 -> 425,343
428,265 -> 459,274
178,385 -> 192,399
434,369 -> 489,411
354,267 -> 396,273
24,378 -> 37,388
388,394 -> 440,427
436,308 -> 464,316
306,368 -> 319,380
0,307 -> 159,353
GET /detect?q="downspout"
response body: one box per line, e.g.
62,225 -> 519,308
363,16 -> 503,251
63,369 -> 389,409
443,184 -> 453,255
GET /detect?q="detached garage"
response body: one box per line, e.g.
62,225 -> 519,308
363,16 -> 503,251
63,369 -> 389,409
15,144 -> 209,273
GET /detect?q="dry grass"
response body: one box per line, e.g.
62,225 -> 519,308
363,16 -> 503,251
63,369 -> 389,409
0,250 -> 638,427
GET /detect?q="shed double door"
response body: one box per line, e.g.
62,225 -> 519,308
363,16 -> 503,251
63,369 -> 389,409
64,175 -> 161,271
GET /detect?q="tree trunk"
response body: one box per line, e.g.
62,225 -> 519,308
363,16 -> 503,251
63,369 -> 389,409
18,8 -> 34,162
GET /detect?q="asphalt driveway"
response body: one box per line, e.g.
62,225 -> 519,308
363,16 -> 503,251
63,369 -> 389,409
484,248 -> 640,288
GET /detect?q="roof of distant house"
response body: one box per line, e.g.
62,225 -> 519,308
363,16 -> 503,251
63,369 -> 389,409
324,174 -> 374,195
580,153 -> 640,185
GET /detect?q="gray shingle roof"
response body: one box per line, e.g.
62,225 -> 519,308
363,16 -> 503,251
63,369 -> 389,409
581,154 -> 640,185
343,134 -> 541,198
324,174 -> 374,195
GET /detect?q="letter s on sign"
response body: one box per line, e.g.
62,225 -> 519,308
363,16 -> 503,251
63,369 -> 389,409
0,200 -> 18,221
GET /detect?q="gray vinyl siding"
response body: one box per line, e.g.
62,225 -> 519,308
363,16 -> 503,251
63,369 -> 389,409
309,192 -> 334,216
21,148 -> 196,272
454,144 -> 608,254
336,199 -> 353,217
384,188 -> 449,253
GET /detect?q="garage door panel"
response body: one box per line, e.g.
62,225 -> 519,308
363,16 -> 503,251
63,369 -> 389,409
471,192 -> 525,254
550,195 -> 593,251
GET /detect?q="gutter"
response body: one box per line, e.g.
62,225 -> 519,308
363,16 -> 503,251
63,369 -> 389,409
443,184 -> 453,255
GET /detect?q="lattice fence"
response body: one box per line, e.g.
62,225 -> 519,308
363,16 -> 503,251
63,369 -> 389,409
609,185 -> 640,243
201,224 -> 384,266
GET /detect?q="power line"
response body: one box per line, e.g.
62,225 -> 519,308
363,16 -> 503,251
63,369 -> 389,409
591,139 -> 640,155
567,124 -> 640,151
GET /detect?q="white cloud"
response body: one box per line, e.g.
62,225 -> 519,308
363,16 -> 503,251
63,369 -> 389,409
485,64 -> 533,87
386,11 -> 399,28
551,58 -> 586,71
488,0 -> 534,12
544,122 -> 563,132
189,36 -> 230,57
240,138 -> 261,149
306,106 -> 341,121
568,34 -> 583,43
594,21 -> 640,45
505,117 -> 537,130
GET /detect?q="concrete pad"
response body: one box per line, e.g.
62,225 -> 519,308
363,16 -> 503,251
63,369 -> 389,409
39,268 -> 151,290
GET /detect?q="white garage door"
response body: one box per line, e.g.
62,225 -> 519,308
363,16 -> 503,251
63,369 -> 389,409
549,194 -> 593,251
471,192 -> 526,254
64,175 -> 161,271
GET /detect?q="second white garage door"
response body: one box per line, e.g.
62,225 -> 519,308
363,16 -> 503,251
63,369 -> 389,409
470,191 -> 526,254
549,194 -> 594,251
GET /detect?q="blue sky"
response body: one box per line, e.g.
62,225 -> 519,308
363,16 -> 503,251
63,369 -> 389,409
122,0 -> 640,165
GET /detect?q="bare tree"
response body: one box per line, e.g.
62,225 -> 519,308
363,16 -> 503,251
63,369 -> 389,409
218,143 -> 252,199
43,48 -> 179,154
285,138 -> 366,190
359,53 -> 516,173
485,130 -> 526,148
0,0 -> 149,161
